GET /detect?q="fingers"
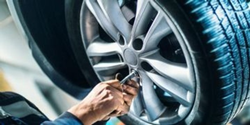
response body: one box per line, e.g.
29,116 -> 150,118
117,103 -> 129,115
100,111 -> 121,121
102,110 -> 126,121
103,80 -> 122,91
108,111 -> 123,117
101,116 -> 110,121
123,93 -> 133,106
99,81 -> 126,110
108,86 -> 124,105
122,80 -> 139,97
127,80 -> 140,88
97,79 -> 138,119
122,85 -> 137,96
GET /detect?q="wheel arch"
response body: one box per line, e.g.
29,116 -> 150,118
7,0 -> 92,99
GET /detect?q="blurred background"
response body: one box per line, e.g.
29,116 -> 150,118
0,0 -> 249,125
0,1 -> 122,124
0,0 -> 79,120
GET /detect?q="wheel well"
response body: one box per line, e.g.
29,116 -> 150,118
14,0 -> 91,90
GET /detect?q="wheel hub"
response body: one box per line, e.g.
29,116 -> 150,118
123,48 -> 138,66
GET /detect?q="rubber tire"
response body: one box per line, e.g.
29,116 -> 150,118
173,0 -> 250,124
12,0 -> 94,99
65,0 -> 250,124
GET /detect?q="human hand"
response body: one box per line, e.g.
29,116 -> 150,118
101,79 -> 140,120
68,80 -> 125,125
122,80 -> 140,107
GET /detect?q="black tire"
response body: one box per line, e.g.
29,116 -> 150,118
175,0 -> 250,124
13,0 -> 250,124
65,0 -> 250,124
12,0 -> 93,99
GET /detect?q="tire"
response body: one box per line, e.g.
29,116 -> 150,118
177,0 -> 250,124
65,0 -> 250,124
12,0 -> 93,99
13,0 -> 250,124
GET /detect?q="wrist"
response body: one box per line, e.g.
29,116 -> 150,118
68,102 -> 98,125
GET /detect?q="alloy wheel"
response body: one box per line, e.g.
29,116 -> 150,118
80,0 -> 196,124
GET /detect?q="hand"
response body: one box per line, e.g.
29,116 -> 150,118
68,80 -> 126,125
114,73 -> 140,108
101,79 -> 140,120
122,80 -> 140,107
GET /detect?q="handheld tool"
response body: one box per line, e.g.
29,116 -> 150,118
120,70 -> 138,84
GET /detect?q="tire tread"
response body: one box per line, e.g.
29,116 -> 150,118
180,0 -> 250,124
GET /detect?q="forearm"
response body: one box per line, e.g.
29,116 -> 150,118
41,112 -> 83,125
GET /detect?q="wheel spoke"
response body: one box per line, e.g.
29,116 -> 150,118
87,38 -> 122,57
131,0 -> 155,38
143,12 -> 172,52
86,0 -> 119,40
129,88 -> 144,117
146,72 -> 191,107
93,62 -> 126,75
139,71 -> 166,121
97,0 -> 132,41
141,51 -> 193,92
83,0 -> 195,123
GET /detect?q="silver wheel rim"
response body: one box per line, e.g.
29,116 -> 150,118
80,0 -> 196,124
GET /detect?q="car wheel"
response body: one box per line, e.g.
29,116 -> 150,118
65,0 -> 250,124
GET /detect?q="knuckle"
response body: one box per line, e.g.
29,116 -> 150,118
104,85 -> 111,90
132,91 -> 137,95
128,81 -> 133,85
109,94 -> 114,99
108,95 -> 114,101
126,86 -> 132,91
124,94 -> 130,100
130,80 -> 136,84
105,90 -> 112,95
129,89 -> 136,95
123,97 -> 128,102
